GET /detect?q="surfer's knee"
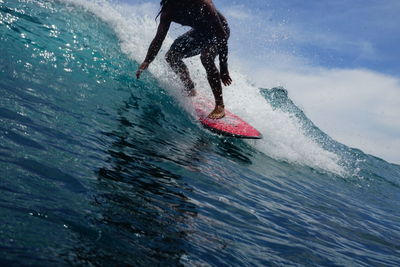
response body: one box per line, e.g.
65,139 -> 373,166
165,51 -> 181,65
165,51 -> 174,64
203,61 -> 219,76
201,55 -> 217,74
200,53 -> 212,67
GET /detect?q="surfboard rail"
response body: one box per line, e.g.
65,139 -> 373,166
194,97 -> 262,139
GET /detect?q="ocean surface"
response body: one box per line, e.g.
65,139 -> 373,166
1,0 -> 400,265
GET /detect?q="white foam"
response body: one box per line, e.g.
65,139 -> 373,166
61,0 -> 345,176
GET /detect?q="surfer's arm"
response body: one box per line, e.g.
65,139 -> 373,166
136,12 -> 171,78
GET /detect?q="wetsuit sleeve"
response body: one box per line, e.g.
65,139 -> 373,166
144,12 -> 171,63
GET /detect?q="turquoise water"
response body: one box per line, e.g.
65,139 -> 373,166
1,0 -> 400,265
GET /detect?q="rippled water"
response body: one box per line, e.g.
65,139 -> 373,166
1,0 -> 400,265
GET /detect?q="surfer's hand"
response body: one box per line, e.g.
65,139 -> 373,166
136,61 -> 149,79
220,66 -> 232,86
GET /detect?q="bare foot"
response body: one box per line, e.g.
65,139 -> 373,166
207,105 -> 225,119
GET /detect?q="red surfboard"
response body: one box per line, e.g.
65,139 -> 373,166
194,98 -> 262,139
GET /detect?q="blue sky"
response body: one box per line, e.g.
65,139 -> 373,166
218,0 -> 400,75
116,0 -> 400,163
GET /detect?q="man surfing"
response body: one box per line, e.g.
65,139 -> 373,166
136,0 -> 232,119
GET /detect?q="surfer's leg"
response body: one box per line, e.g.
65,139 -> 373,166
200,46 -> 225,119
165,30 -> 202,96
165,50 -> 196,96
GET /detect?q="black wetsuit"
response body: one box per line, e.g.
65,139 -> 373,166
168,12 -> 230,58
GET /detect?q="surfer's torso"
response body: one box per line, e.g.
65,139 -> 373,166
164,0 -> 228,33
137,0 -> 232,120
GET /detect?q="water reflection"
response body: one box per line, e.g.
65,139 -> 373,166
90,96 -> 199,265
67,88 -> 260,264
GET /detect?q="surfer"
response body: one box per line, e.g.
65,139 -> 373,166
136,0 -> 232,119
